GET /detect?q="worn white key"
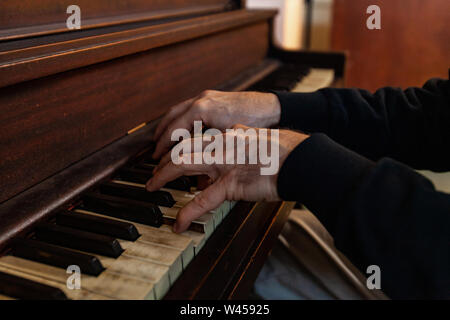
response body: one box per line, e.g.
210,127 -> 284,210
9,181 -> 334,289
160,187 -> 196,207
159,224 -> 206,255
75,209 -> 195,268
160,206 -> 214,239
0,264 -> 109,300
0,256 -> 156,300
0,294 -> 14,300
112,179 -> 224,232
118,240 -> 182,284
98,254 -> 170,299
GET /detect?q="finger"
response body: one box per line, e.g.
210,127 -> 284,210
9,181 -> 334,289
232,123 -> 250,130
146,157 -> 214,191
173,180 -> 227,233
154,136 -> 218,173
153,150 -> 173,173
152,114 -> 197,159
153,98 -> 194,141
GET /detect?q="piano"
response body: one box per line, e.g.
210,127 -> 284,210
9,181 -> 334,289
0,0 -> 345,300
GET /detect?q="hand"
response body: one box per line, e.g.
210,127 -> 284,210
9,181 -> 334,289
152,90 -> 281,159
147,124 -> 309,233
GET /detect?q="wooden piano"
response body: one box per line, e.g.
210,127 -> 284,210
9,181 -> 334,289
0,0 -> 345,300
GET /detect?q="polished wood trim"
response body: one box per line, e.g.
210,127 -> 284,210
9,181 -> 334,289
164,201 -> 289,299
0,124 -> 155,252
0,22 -> 269,203
226,201 -> 295,299
0,54 -> 278,250
0,10 -> 277,88
0,5 -> 229,42
0,1 -> 235,40
216,59 -> 281,91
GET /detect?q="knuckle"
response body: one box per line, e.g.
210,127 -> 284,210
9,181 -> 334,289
192,99 -> 208,112
224,168 -> 238,183
176,211 -> 189,223
193,194 -> 209,211
200,89 -> 214,97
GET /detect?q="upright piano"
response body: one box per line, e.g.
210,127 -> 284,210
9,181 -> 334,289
0,0 -> 345,300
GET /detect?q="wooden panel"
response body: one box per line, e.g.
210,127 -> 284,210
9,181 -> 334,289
226,201 -> 295,299
331,0 -> 450,91
0,58 -> 278,252
0,21 -> 269,203
0,10 -> 276,87
164,201 -> 292,300
0,0 -> 233,36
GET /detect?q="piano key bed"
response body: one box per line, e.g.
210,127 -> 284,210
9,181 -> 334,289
0,51 -> 342,299
0,148 -> 237,300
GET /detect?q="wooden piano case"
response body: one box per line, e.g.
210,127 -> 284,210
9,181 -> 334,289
0,0 -> 296,299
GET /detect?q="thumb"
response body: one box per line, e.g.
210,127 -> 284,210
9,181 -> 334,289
174,180 -> 227,233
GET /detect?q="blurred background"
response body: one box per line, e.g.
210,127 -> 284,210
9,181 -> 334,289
247,0 -> 449,91
247,0 -> 450,192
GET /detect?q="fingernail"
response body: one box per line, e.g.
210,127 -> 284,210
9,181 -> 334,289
172,222 -> 179,233
146,180 -> 153,191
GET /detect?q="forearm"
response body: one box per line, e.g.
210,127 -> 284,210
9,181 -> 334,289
274,78 -> 450,171
277,133 -> 450,299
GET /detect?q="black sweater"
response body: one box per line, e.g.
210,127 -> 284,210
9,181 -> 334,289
275,77 -> 450,299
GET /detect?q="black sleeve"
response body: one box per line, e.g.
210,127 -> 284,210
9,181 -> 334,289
277,133 -> 450,299
274,78 -> 450,171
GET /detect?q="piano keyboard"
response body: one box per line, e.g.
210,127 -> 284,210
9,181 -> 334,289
247,64 -> 334,93
0,61 -> 334,300
0,148 -> 236,300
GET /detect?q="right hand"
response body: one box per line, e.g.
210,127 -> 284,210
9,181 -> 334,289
152,90 -> 281,159
147,124 -> 309,233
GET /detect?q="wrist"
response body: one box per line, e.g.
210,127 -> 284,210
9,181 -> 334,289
262,93 -> 281,127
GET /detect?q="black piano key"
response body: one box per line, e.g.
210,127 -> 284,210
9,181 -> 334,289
12,238 -> 104,276
34,223 -> 124,258
0,271 -> 68,300
81,192 -> 163,227
99,181 -> 175,207
142,157 -> 160,166
138,150 -> 159,165
135,163 -> 197,192
56,211 -> 140,241
118,167 -> 193,192
165,176 -> 194,192
117,167 -> 152,184
246,64 -> 310,92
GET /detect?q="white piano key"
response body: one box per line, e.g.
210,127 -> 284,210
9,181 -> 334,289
0,264 -> 110,300
291,68 -> 335,93
112,179 -> 226,230
97,254 -> 170,299
118,240 -> 182,284
75,209 -> 195,268
159,224 -> 206,255
0,256 -> 156,300
160,187 -> 196,207
160,206 -> 214,239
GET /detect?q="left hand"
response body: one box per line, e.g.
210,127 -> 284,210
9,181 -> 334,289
146,124 -> 309,233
